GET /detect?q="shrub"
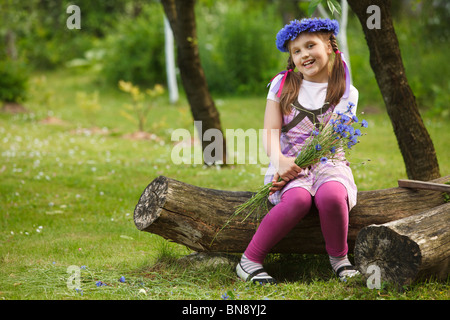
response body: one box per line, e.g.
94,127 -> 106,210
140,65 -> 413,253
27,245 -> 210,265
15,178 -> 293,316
101,3 -> 166,88
198,3 -> 283,95
0,59 -> 29,103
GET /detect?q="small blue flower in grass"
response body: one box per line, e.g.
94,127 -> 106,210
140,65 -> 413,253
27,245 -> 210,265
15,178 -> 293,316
119,276 -> 126,283
361,119 -> 368,128
330,146 -> 336,153
96,281 -> 107,287
312,129 -> 319,136
320,157 -> 328,163
315,144 -> 322,151
354,128 -> 361,136
221,292 -> 230,300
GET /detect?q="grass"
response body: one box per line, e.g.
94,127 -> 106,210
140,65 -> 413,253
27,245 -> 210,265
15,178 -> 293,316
0,69 -> 449,301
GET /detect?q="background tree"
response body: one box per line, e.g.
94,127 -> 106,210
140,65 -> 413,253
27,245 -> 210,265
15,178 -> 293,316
347,0 -> 440,180
161,0 -> 227,165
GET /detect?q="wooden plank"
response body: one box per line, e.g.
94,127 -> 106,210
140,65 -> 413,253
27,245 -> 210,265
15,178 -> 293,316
398,179 -> 450,193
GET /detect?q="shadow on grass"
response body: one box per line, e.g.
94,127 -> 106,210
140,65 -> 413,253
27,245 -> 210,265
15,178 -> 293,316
264,253 -> 335,283
133,251 -> 340,285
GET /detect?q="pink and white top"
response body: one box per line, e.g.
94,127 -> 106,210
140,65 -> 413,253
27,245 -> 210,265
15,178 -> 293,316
264,75 -> 359,210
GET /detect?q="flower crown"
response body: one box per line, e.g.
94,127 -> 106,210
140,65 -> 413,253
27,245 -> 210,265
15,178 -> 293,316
276,18 -> 339,52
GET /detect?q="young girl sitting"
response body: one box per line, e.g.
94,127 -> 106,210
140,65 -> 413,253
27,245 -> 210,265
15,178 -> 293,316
236,18 -> 360,284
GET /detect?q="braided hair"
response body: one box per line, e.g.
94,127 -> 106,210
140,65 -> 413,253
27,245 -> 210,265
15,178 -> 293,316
326,33 -> 346,108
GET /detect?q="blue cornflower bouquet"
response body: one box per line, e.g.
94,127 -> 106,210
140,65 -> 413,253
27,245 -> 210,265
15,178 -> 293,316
231,102 -> 368,223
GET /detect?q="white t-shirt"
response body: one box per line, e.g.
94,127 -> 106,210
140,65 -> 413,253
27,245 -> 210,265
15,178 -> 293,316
267,74 -> 359,115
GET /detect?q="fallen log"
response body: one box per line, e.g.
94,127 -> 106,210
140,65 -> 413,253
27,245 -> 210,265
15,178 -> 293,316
354,202 -> 450,286
134,175 -> 449,254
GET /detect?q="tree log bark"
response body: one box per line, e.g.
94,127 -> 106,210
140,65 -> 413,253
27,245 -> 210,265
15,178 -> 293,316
134,175 -> 449,254
354,202 -> 450,286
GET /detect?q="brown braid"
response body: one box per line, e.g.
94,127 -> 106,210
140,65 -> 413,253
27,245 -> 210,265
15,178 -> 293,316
279,56 -> 303,115
329,34 -> 339,53
326,34 -> 346,107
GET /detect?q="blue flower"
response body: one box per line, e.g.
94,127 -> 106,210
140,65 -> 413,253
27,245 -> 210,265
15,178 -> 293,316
347,141 -> 353,149
312,129 -> 319,136
354,128 -> 361,136
330,146 -> 336,153
119,276 -> 126,283
361,119 -> 368,128
340,115 -> 350,124
96,281 -> 107,287
315,144 -> 322,151
320,157 -> 328,163
334,124 -> 344,133
352,115 -> 359,123
221,293 -> 230,300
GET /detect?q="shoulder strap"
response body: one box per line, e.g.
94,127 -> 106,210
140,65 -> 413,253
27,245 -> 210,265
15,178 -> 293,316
281,108 -> 304,133
281,100 -> 333,133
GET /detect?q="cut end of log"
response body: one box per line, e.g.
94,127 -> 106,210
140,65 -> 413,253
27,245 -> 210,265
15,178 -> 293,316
134,176 -> 169,231
355,225 -> 422,286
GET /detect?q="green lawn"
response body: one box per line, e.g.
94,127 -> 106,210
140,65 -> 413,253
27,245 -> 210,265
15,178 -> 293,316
0,69 -> 448,300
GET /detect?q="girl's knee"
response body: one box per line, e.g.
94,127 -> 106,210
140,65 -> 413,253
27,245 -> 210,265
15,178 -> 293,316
315,182 -> 348,213
281,187 -> 312,207
278,188 -> 312,220
316,182 -> 347,201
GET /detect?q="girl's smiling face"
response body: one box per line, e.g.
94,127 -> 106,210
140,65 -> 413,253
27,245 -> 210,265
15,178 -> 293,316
289,32 -> 332,83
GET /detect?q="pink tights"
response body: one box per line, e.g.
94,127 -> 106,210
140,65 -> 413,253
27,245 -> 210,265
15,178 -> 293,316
244,181 -> 349,264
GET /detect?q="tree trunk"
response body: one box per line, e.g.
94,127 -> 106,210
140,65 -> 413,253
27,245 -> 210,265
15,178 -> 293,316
347,0 -> 440,181
161,0 -> 227,164
134,175 -> 449,254
354,202 -> 450,286
5,30 -> 18,60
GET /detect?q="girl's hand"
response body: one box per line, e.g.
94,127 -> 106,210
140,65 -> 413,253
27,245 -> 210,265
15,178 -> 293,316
269,165 -> 309,195
269,173 -> 286,195
277,156 -> 303,182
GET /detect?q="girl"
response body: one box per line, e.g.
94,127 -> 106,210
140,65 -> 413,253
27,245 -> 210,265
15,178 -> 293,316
236,18 -> 360,284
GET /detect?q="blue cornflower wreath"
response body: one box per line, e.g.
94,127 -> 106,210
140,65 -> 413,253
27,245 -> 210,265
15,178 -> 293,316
276,18 -> 340,52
